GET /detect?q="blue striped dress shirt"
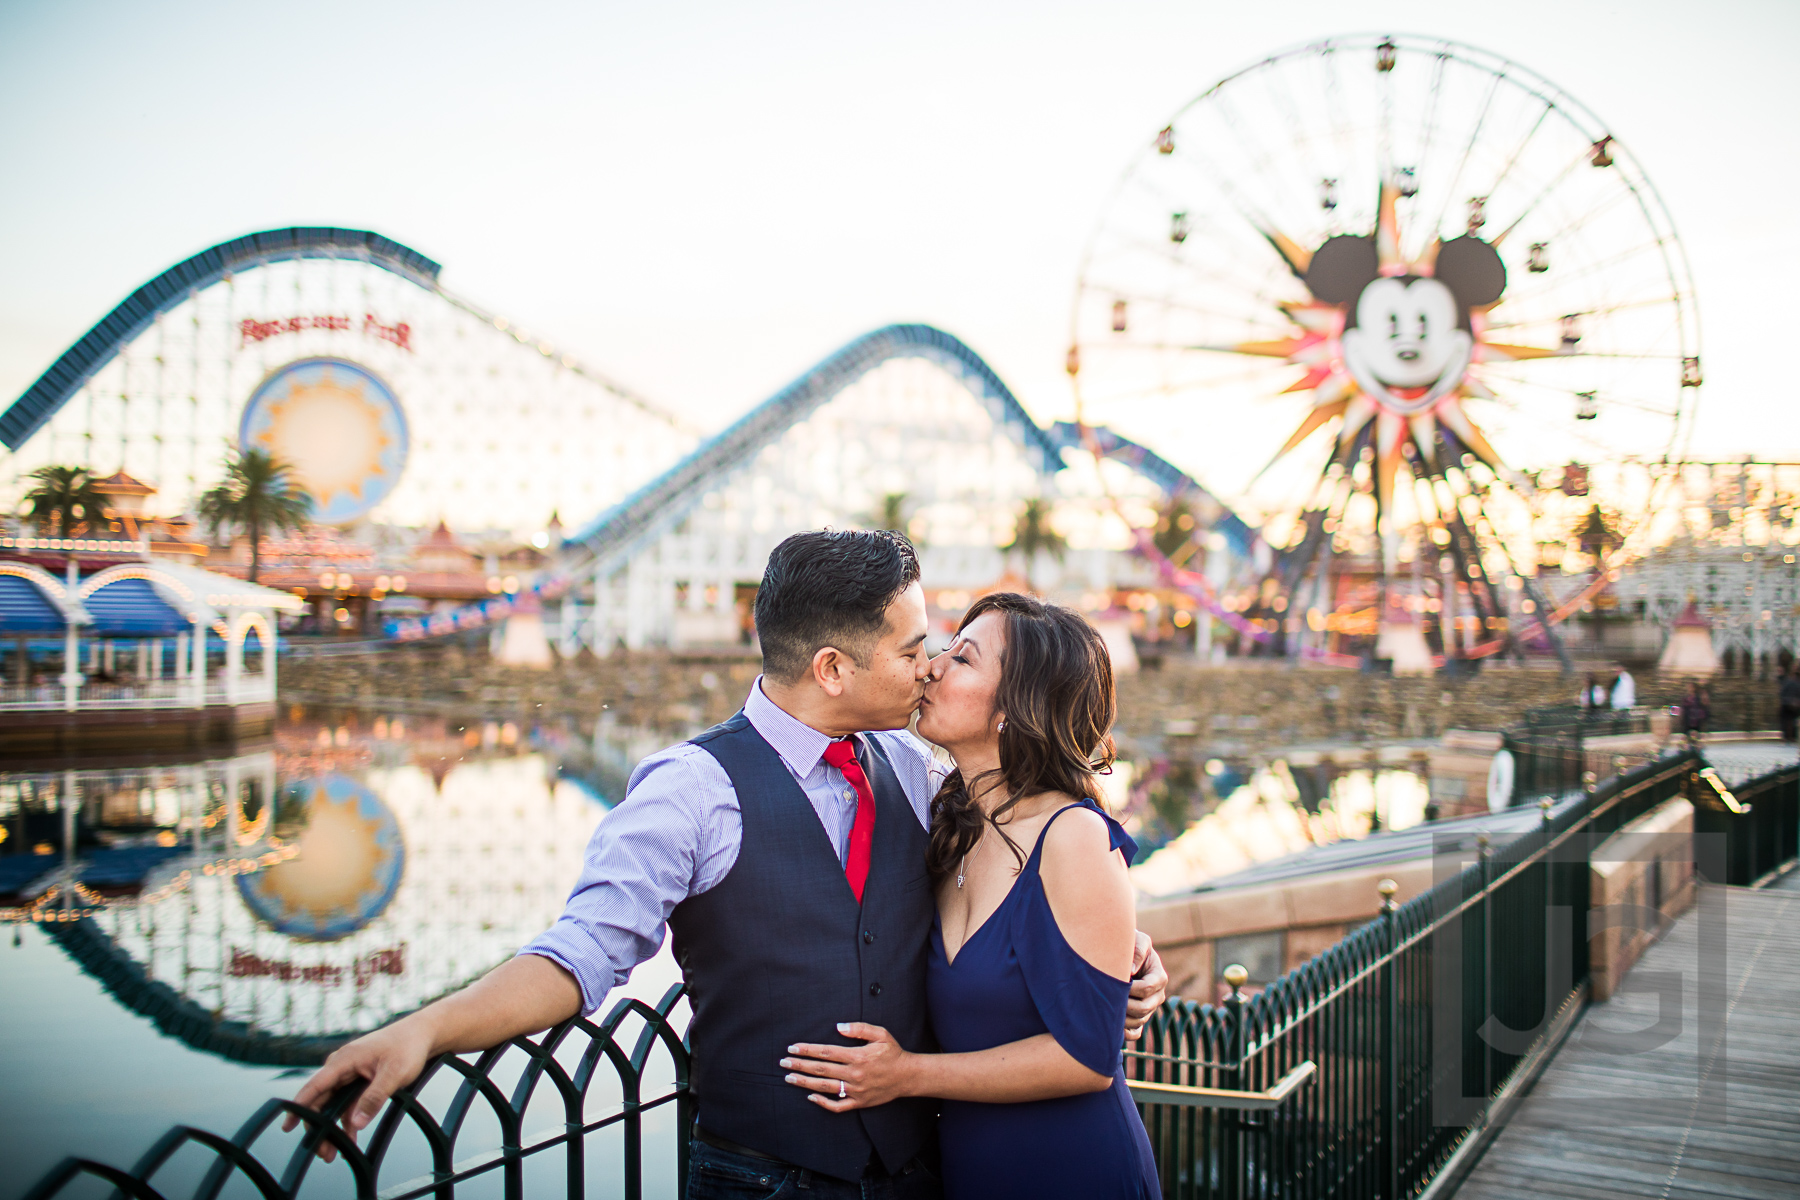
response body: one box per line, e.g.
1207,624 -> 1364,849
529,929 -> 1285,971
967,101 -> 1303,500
521,679 -> 947,1015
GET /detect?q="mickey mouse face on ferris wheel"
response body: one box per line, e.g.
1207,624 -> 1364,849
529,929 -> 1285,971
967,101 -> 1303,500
1305,234 -> 1507,417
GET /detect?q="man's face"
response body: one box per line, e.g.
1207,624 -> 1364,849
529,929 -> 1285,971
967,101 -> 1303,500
835,582 -> 932,732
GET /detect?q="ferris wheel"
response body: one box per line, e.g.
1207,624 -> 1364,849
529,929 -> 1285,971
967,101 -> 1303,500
1069,33 -> 1701,667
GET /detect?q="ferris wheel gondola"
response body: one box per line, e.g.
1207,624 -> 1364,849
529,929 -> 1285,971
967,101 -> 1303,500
1069,34 -> 1700,667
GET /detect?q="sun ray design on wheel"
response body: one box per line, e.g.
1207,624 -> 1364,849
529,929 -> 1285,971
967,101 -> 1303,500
1223,182 -> 1569,548
1070,34 -> 1700,669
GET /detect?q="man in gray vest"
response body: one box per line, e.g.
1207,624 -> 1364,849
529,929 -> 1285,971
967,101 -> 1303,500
292,529 -> 1167,1196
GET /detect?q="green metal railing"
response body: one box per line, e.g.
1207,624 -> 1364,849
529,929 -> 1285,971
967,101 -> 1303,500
20,748 -> 1797,1200
1501,705 -> 1654,800
23,985 -> 693,1200
1125,752 -> 1704,1200
1693,760 -> 1800,886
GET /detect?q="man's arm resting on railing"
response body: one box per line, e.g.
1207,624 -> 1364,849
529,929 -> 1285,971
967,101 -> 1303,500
284,954 -> 581,1159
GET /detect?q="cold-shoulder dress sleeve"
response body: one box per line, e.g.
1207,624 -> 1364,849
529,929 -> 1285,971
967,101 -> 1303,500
1010,800 -> 1141,1077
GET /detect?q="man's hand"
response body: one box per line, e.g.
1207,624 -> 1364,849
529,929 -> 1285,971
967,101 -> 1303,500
279,954 -> 583,1161
1125,931 -> 1169,1041
282,1013 -> 437,1162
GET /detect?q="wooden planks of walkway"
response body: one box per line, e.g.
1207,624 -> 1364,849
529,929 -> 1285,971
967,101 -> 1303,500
1456,884 -> 1800,1200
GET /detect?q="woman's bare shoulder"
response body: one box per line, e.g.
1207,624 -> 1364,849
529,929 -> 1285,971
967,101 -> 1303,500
1037,799 -> 1117,873
1035,798 -> 1133,979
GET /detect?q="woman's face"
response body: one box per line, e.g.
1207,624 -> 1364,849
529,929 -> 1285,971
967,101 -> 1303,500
917,611 -> 1006,749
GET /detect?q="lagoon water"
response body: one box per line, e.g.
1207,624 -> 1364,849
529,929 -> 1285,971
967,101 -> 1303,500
0,708 -> 686,1197
0,704 -> 1426,1196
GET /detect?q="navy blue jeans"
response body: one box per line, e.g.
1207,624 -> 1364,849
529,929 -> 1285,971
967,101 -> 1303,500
685,1139 -> 943,1200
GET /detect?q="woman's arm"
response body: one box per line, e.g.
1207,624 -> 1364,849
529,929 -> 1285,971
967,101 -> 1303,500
1037,804 -> 1138,981
783,1025 -> 1109,1110
784,805 -> 1138,1109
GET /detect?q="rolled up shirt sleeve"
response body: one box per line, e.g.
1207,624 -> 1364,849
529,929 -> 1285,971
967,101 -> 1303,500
518,744 -> 739,1016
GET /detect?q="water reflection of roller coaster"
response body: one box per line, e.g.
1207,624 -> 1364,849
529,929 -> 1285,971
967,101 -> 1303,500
1,719 -> 620,1064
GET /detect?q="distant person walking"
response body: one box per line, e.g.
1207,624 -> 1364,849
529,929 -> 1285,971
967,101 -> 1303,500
1610,670 -> 1636,710
1579,673 -> 1609,711
1778,665 -> 1800,743
1679,680 -> 1711,744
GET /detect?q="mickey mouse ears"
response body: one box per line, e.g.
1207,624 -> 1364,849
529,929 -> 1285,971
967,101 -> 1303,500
1306,236 -> 1380,304
1303,232 -> 1506,310
1435,237 -> 1506,307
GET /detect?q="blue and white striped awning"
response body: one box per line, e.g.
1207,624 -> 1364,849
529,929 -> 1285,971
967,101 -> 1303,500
82,576 -> 190,636
0,573 -> 68,633
0,563 -> 89,634
0,561 -> 301,636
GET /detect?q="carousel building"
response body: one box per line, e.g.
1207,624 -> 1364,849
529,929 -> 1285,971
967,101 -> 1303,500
0,556 -> 300,752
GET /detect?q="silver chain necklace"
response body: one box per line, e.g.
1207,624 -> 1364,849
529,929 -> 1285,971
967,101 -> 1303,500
956,831 -> 980,889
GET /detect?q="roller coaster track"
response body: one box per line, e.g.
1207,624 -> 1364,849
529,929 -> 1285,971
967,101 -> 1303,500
0,228 -> 1249,644
558,323 -> 1062,576
0,226 -> 684,450
388,326 -> 1251,641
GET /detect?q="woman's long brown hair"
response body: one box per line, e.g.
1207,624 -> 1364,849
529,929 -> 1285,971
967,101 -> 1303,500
926,592 -> 1118,882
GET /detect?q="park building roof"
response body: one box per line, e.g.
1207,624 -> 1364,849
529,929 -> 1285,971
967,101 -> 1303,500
1185,795 -> 1583,895
0,559 -> 303,636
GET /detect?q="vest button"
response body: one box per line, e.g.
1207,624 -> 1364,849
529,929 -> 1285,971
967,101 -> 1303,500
863,930 -> 876,944
869,982 -> 883,996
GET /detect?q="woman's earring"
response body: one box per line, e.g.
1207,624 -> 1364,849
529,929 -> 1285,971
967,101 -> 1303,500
997,718 -> 1006,733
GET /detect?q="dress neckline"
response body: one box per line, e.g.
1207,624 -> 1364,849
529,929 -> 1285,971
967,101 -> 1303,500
935,800 -> 1099,968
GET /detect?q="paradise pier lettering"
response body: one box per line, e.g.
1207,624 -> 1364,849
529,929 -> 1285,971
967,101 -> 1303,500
362,312 -> 413,351
237,312 -> 413,352
227,945 -> 406,988
238,315 -> 350,345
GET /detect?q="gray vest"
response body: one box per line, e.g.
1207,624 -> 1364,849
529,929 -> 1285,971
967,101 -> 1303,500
668,712 -> 936,1181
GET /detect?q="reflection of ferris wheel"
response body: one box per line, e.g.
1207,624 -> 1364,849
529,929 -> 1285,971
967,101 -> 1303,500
1070,33 -> 1701,666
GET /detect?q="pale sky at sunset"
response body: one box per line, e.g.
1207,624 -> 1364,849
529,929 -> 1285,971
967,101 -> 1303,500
2,0 -> 1794,499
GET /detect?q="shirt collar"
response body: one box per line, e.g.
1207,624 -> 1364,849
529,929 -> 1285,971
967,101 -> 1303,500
744,676 -> 843,778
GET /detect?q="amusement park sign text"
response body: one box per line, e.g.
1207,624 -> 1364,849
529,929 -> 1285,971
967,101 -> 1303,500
227,944 -> 406,988
238,313 -> 413,352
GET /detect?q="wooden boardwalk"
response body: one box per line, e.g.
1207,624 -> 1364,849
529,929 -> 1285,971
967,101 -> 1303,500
1764,862 -> 1800,894
1456,884 -> 1800,1199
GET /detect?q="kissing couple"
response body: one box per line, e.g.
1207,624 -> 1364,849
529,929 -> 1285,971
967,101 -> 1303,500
295,529 -> 1166,1199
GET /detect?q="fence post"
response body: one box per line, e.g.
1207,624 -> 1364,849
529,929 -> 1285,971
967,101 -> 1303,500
1378,878 -> 1399,1200
1223,962 -> 1248,1200
1476,831 -> 1493,1111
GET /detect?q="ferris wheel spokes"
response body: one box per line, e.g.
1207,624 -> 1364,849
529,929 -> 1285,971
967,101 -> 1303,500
1071,34 -> 1697,667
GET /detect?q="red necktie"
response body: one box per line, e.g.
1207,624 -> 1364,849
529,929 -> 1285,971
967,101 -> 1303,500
822,737 -> 876,903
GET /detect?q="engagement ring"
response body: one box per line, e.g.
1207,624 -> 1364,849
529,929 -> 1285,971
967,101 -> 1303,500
838,1080 -> 847,1099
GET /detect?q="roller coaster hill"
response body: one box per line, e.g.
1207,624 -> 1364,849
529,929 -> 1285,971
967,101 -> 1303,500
4,227 -> 1790,676
0,227 -> 1258,666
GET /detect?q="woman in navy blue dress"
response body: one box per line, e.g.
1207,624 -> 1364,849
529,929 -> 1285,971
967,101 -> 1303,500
783,593 -> 1159,1199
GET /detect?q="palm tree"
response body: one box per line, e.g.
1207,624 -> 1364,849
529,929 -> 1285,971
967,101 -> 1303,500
1003,498 -> 1066,592
196,448 -> 314,582
1153,496 -> 1200,563
19,465 -> 104,537
877,492 -> 909,533
869,491 -> 926,548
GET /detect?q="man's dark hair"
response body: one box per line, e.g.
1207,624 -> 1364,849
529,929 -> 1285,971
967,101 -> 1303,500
754,529 -> 921,682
